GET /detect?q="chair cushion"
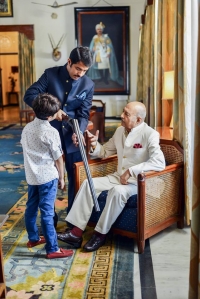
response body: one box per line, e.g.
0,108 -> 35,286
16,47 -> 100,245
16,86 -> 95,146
92,106 -> 103,112
89,190 -> 138,233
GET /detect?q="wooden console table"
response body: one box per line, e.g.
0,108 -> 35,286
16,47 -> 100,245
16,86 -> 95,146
7,92 -> 19,105
155,126 -> 173,140
0,214 -> 8,299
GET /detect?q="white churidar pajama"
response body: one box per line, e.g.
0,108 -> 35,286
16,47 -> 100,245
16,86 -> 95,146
66,176 -> 137,234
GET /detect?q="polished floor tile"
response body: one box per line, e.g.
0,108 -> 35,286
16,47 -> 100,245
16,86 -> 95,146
150,224 -> 190,299
0,106 -> 20,124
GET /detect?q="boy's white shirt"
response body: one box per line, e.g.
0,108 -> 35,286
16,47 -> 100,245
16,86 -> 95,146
21,117 -> 63,185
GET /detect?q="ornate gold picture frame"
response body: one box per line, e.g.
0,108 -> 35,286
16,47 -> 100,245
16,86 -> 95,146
0,0 -> 13,17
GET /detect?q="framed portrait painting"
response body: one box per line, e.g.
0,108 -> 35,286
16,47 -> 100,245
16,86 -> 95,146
75,6 -> 130,95
0,0 -> 13,17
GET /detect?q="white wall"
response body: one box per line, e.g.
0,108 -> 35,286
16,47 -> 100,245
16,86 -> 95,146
0,0 -> 145,116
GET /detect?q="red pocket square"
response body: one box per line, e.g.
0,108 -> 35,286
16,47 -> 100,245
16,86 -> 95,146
133,143 -> 142,148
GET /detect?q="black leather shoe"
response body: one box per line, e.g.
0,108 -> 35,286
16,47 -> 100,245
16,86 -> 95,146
83,234 -> 106,252
57,231 -> 82,248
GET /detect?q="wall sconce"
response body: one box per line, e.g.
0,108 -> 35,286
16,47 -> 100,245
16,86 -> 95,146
162,70 -> 174,128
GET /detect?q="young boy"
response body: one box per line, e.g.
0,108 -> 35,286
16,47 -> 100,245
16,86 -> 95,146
21,93 -> 73,259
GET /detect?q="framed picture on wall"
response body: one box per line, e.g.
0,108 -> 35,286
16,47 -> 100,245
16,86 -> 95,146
75,6 -> 130,95
0,0 -> 13,17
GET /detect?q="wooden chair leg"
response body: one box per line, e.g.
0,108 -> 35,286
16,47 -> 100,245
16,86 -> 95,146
137,239 -> 145,254
0,283 -> 6,299
177,217 -> 184,229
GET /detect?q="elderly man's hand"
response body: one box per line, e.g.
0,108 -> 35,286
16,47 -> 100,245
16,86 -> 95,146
85,130 -> 99,149
120,169 -> 131,185
55,109 -> 66,121
72,133 -> 86,147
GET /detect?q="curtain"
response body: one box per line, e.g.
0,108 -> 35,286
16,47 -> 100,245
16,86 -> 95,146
136,3 -> 155,127
183,0 -> 193,230
156,0 -> 179,128
137,0 -> 200,296
18,33 -> 35,110
188,0 -> 200,297
171,0 -> 192,223
137,0 -> 191,222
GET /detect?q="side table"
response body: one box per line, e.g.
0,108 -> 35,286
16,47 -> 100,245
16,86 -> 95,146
0,214 -> 8,299
7,92 -> 19,105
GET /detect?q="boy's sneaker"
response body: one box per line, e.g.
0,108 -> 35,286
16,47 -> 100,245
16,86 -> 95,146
27,236 -> 46,248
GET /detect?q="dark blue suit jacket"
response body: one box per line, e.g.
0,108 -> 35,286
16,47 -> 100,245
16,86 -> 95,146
24,64 -> 94,154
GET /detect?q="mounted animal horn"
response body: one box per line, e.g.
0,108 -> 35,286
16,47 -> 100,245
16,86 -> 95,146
48,34 -> 66,61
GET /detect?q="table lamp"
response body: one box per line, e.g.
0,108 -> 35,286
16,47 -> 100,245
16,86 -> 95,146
162,70 -> 174,128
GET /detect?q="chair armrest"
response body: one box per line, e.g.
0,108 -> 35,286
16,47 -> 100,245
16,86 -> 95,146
74,155 -> 117,194
137,162 -> 184,239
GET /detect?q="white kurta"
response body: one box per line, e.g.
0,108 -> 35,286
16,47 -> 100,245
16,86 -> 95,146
66,122 -> 165,234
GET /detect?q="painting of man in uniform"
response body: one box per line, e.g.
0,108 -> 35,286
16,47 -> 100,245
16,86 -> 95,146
87,21 -> 124,88
75,7 -> 130,95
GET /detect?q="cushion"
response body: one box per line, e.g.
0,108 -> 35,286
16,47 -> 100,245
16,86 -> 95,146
89,190 -> 138,233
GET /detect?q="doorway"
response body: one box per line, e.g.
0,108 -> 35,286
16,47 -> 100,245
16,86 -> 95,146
0,25 -> 34,125
0,32 -> 19,108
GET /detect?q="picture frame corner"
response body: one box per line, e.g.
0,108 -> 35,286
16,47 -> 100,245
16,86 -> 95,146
0,0 -> 14,18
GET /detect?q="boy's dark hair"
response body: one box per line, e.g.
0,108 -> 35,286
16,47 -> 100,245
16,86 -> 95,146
69,46 -> 93,67
32,93 -> 61,120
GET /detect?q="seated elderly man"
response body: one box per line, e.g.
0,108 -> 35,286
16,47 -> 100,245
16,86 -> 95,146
57,101 -> 165,252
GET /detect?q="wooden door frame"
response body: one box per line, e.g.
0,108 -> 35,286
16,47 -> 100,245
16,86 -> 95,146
0,25 -> 34,40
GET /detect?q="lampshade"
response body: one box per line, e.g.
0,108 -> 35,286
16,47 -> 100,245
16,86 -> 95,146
162,71 -> 174,100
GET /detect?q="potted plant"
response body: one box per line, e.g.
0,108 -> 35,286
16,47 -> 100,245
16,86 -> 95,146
8,74 -> 17,92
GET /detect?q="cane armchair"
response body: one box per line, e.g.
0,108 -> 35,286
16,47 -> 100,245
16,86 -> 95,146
73,139 -> 184,253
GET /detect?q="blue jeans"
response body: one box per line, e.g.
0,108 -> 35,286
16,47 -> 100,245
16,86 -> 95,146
25,179 -> 59,254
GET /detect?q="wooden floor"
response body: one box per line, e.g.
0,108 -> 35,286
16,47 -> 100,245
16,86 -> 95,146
0,106 -> 20,125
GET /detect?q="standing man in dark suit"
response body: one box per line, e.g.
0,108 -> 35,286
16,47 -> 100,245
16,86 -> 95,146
24,46 -> 94,226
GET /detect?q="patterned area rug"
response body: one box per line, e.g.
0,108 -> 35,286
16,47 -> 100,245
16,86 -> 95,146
1,191 -> 135,299
0,128 -> 27,214
1,122 -> 136,299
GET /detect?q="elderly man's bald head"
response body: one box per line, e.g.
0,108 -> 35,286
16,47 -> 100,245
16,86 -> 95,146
126,102 -> 146,120
121,101 -> 146,132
